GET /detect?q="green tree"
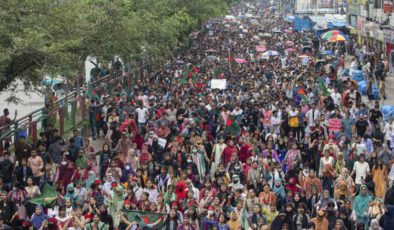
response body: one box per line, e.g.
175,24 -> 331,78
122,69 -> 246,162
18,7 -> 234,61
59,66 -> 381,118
0,0 -> 232,99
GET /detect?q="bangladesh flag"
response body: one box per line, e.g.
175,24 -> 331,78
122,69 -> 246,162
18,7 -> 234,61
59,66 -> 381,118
182,66 -> 193,78
30,182 -> 58,206
228,55 -> 236,66
183,66 -> 197,81
296,88 -> 308,103
86,82 -> 100,100
214,66 -> 223,79
228,48 -> 236,66
317,78 -> 330,96
225,115 -> 241,136
180,78 -> 188,85
122,210 -> 166,228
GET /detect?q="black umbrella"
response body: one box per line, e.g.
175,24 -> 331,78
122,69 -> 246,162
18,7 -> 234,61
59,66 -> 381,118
302,46 -> 312,53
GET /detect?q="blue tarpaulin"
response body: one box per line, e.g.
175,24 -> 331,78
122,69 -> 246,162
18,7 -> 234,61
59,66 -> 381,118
294,17 -> 311,31
328,21 -> 348,28
284,15 -> 295,21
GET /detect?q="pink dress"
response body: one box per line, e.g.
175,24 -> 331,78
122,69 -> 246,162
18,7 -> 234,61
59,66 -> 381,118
283,150 -> 300,171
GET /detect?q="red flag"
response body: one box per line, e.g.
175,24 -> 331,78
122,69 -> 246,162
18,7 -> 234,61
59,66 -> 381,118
297,88 -> 306,96
226,117 -> 233,127
142,216 -> 150,224
193,66 -> 199,75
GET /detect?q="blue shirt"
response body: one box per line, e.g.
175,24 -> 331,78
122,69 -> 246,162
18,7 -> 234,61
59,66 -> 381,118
74,136 -> 84,149
361,138 -> 374,153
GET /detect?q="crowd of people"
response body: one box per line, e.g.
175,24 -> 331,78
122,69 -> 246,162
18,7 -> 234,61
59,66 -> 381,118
1,0 -> 394,229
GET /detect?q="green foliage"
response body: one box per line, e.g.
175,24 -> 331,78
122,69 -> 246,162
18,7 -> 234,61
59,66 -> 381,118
0,0 -> 232,95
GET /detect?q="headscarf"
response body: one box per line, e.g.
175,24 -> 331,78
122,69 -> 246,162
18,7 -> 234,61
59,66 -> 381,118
354,185 -> 373,223
273,179 -> 286,198
334,179 -> 351,199
369,219 -> 382,230
110,185 -> 125,227
30,205 -> 47,230
140,144 -> 151,165
60,161 -> 76,187
85,170 -> 96,189
175,181 -> 187,201
121,162 -> 135,183
64,183 -> 75,204
112,185 -> 125,204
285,177 -> 300,198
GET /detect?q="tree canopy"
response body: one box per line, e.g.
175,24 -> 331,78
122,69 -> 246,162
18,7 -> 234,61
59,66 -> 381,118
0,0 -> 233,94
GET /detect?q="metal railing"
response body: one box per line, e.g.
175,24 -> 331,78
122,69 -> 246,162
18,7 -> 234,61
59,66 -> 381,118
0,70 -> 129,149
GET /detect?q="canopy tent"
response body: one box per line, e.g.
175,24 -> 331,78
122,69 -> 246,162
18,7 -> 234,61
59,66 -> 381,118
307,15 -> 348,35
42,77 -> 64,86
284,15 -> 295,21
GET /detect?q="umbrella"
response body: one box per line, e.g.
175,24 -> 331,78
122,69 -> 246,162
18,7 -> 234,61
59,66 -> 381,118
283,29 -> 292,34
322,50 -> 334,55
249,19 -> 259,25
206,55 -> 219,61
205,49 -> 217,53
235,58 -> 248,63
302,46 -> 312,53
256,45 -> 267,52
285,48 -> 297,52
327,34 -> 347,42
284,15 -> 295,21
42,78 -> 63,86
298,55 -> 309,58
272,29 -> 282,33
285,41 -> 295,46
263,50 -> 279,56
321,30 -> 347,40
275,42 -> 283,47
260,33 -> 272,38
225,15 -> 235,20
174,60 -> 185,65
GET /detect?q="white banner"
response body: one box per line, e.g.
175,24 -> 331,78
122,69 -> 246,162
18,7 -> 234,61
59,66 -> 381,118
211,79 -> 227,89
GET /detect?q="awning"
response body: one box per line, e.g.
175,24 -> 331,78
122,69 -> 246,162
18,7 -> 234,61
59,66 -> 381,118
328,21 -> 348,28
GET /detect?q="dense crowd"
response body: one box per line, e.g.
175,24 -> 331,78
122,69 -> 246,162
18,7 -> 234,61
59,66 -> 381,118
0,0 -> 394,230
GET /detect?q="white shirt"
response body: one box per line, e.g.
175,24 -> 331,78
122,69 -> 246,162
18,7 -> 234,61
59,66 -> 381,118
352,143 -> 366,156
353,161 -> 370,184
166,109 -> 177,122
288,110 -> 298,117
305,109 -> 320,125
136,107 -> 149,123
271,116 -> 281,134
384,123 -> 394,139
331,92 -> 342,106
47,206 -> 59,218
234,109 -> 243,116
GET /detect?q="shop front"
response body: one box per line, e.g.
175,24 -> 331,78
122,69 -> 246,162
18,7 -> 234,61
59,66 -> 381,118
384,29 -> 394,74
